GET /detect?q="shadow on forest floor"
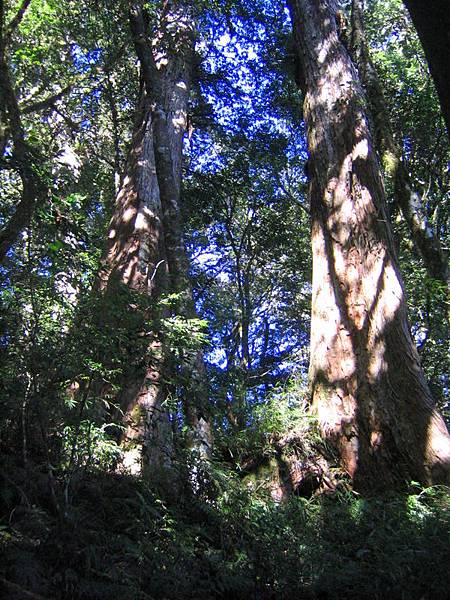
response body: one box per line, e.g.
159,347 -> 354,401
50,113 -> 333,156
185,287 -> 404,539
1,457 -> 449,600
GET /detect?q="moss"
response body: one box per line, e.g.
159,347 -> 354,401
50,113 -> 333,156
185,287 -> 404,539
382,150 -> 398,177
243,457 -> 280,487
129,403 -> 146,427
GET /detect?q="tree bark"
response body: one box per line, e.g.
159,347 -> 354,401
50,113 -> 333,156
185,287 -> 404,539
0,43 -> 47,262
288,0 -> 450,492
129,0 -> 212,459
95,1 -> 212,472
402,0 -> 450,138
98,89 -> 173,474
350,0 -> 449,286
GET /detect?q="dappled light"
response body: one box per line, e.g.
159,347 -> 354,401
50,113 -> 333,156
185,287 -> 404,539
1,0 -> 449,597
291,0 -> 450,491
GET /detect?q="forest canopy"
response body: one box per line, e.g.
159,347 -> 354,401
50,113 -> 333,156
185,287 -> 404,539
0,1 -> 449,598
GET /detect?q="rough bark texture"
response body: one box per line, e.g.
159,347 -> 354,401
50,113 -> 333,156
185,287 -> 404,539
129,0 -> 212,459
98,89 -> 173,474
350,0 -> 449,286
96,1 -> 212,472
403,0 -> 450,138
288,0 -> 450,492
99,94 -> 167,295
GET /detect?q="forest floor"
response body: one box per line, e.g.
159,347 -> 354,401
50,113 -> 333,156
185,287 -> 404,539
1,454 -> 449,600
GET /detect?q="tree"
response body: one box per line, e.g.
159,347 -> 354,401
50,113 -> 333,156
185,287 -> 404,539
359,0 -> 449,406
0,0 -> 65,261
402,0 -> 450,137
288,0 -> 450,491
96,0 -> 212,473
186,131 -> 311,433
350,0 -> 449,286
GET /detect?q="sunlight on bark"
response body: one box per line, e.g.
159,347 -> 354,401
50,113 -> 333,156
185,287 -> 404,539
135,204 -> 158,231
172,113 -> 187,134
122,447 -> 142,475
122,206 -> 136,223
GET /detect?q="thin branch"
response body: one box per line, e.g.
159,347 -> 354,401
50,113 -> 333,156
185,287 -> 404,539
53,106 -> 79,132
277,172 -> 310,216
3,0 -> 32,47
22,85 -> 72,114
150,259 -> 165,282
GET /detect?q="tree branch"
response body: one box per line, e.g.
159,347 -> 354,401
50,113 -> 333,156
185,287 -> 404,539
0,51 -> 48,262
128,0 -> 160,98
350,0 -> 449,285
22,85 -> 71,114
3,0 -> 32,47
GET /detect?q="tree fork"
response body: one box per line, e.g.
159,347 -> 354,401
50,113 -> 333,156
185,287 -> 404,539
129,0 -> 213,458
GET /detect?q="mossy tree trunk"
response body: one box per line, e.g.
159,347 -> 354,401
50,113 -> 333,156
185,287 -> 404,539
129,0 -> 212,460
96,1 -> 212,472
350,0 -> 448,287
98,89 -> 172,474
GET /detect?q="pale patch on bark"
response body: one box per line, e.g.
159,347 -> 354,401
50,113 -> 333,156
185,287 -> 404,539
367,339 -> 387,382
121,207 -> 136,224
171,110 -> 187,133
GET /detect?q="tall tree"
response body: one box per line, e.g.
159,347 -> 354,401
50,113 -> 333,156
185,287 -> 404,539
288,0 -> 450,491
97,0 -> 212,473
97,88 -> 173,473
350,0 -> 449,286
402,0 -> 450,137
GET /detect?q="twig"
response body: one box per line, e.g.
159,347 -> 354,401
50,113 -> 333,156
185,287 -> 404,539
150,259 -> 165,283
0,576 -> 48,600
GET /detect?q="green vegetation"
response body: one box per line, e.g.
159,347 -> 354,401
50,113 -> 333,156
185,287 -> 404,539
1,458 -> 449,599
1,0 -> 449,597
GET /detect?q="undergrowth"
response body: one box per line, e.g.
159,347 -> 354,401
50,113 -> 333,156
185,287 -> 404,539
1,455 -> 449,600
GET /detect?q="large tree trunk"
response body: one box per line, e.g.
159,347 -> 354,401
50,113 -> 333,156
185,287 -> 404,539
402,0 -> 450,138
98,89 -> 173,474
288,0 -> 450,492
350,0 -> 449,286
95,0 -> 212,472
129,0 -> 212,459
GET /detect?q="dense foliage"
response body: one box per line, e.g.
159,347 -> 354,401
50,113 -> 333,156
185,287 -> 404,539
1,0 -> 449,597
1,458 -> 449,599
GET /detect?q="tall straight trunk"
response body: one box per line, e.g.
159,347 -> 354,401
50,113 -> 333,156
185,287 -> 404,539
95,1 -> 214,471
91,0 -> 212,472
402,1 -> 450,138
288,0 -> 450,491
129,0 -> 212,459
350,0 -> 449,286
98,90 -> 173,474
